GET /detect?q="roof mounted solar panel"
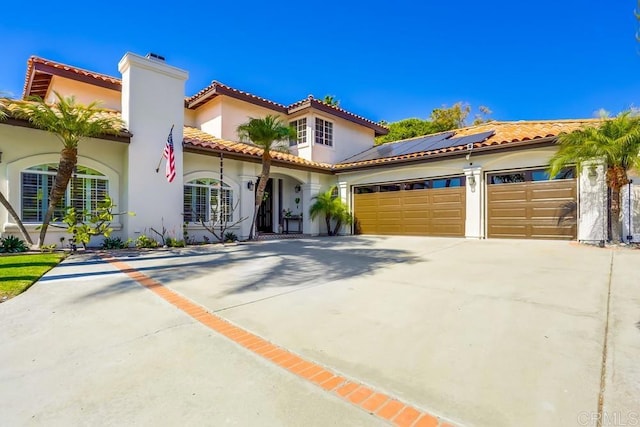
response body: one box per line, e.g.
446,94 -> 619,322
337,130 -> 494,164
425,130 -> 496,151
392,132 -> 455,156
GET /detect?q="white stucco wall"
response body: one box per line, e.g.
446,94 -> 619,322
0,123 -> 127,246
309,112 -> 376,165
46,76 -> 121,111
219,98 -> 286,142
193,98 -> 223,137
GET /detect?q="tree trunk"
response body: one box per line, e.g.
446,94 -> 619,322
38,146 -> 77,246
325,213 -> 332,236
610,186 -> 622,244
0,190 -> 34,246
249,157 -> 272,240
333,218 -> 342,236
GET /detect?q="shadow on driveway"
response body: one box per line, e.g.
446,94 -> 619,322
65,236 -> 424,302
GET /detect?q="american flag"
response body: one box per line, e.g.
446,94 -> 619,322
163,127 -> 176,183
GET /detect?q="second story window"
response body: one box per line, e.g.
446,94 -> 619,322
315,118 -> 333,147
289,118 -> 307,146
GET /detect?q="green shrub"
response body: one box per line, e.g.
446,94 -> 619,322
0,236 -> 29,253
135,235 -> 158,249
224,232 -> 238,243
101,236 -> 130,249
166,237 -> 185,248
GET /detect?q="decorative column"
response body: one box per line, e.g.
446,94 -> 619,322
302,183 -> 321,235
463,166 -> 483,239
337,181 -> 349,235
118,53 -> 188,241
239,175 -> 257,240
577,161 -> 607,243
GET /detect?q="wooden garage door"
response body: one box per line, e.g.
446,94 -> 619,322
353,177 -> 466,237
487,168 -> 577,239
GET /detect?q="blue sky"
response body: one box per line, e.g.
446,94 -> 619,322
1,0 -> 638,124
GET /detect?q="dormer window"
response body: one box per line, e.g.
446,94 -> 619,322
315,118 -> 333,147
289,118 -> 307,146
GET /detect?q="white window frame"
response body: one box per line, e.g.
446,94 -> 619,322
289,118 -> 308,146
20,165 -> 109,223
315,117 -> 333,147
183,178 -> 234,223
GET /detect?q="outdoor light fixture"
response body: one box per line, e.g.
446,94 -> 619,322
294,184 -> 301,193
468,175 -> 476,186
247,181 -> 254,191
588,165 -> 598,179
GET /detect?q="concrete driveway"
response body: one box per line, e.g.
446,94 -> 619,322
1,237 -> 638,426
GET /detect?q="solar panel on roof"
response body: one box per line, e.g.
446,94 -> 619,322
339,131 -> 455,163
392,132 -> 455,156
337,130 -> 495,164
425,130 -> 496,151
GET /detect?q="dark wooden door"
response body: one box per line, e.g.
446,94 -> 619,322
257,178 -> 273,232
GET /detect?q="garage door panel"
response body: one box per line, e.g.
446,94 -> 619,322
432,208 -> 464,219
353,181 -> 465,237
487,177 -> 576,240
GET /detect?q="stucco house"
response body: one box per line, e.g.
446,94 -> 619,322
0,52 -> 638,245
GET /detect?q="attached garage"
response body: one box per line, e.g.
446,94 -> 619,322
486,168 -> 577,239
353,176 -> 466,237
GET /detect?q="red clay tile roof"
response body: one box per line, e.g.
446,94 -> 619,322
334,119 -> 600,170
183,127 -> 333,171
185,81 -> 288,112
287,95 -> 388,136
20,56 -> 388,135
23,56 -> 122,99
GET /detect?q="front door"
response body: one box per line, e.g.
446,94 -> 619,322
257,178 -> 273,232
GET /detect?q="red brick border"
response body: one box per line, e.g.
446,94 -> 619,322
102,254 -> 457,427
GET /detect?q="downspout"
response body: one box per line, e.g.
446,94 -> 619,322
627,179 -> 633,242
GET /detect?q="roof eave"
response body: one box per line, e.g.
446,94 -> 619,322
183,144 -> 334,174
288,101 -> 388,136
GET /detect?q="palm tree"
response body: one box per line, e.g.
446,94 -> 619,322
548,111 -> 640,243
10,92 -> 123,246
322,95 -> 340,107
309,186 -> 352,236
309,187 -> 336,235
237,115 -> 296,239
0,97 -> 34,246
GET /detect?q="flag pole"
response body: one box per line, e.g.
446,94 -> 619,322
156,124 -> 175,173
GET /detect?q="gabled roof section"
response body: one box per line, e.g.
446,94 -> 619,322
185,80 -> 288,112
287,95 -> 388,136
186,83 -> 388,136
183,127 -> 333,173
334,119 -> 599,170
23,56 -> 122,100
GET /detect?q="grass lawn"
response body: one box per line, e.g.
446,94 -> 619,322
0,253 -> 66,300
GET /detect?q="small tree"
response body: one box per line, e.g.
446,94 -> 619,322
9,92 -> 123,246
309,186 -> 352,236
0,97 -> 34,246
549,111 -> 640,243
197,199 -> 247,243
56,195 -> 133,249
237,115 -> 296,239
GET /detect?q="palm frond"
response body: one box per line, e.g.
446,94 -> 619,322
7,92 -> 123,148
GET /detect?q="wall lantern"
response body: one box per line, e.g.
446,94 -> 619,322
588,165 -> 598,179
247,181 -> 254,191
468,175 -> 476,186
294,184 -> 301,193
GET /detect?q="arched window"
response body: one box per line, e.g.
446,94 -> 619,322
184,178 -> 233,223
21,164 -> 109,222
